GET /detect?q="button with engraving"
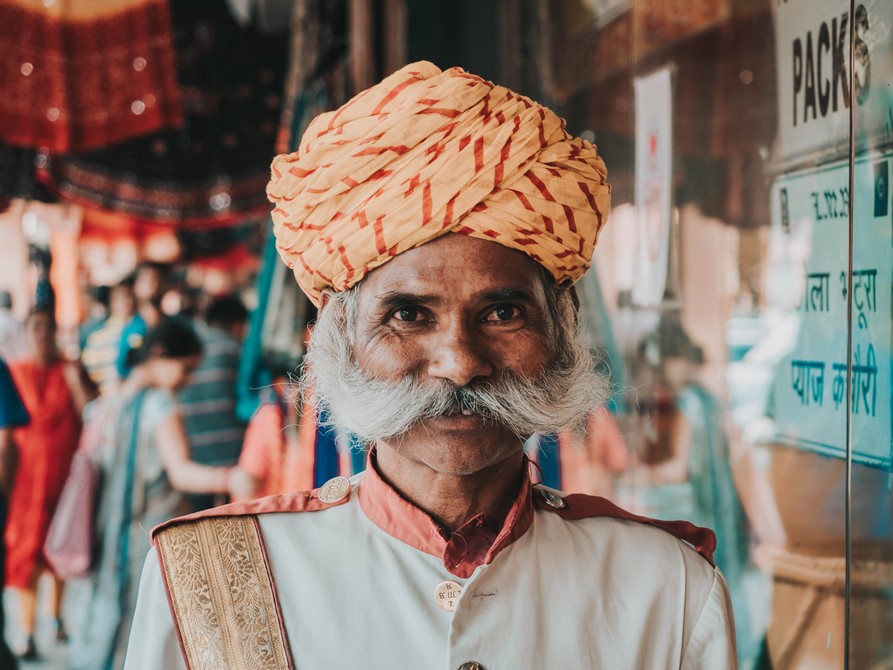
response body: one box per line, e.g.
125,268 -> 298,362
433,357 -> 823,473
539,488 -> 566,509
457,662 -> 485,670
317,476 -> 351,503
434,580 -> 463,612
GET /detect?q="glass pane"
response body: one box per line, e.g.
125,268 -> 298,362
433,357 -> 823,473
849,2 -> 893,666
543,1 -> 854,667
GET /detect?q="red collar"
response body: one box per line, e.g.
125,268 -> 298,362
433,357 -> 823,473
357,453 -> 535,579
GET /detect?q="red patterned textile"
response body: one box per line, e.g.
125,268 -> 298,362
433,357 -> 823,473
268,61 -> 611,305
0,0 -> 181,153
42,0 -> 287,229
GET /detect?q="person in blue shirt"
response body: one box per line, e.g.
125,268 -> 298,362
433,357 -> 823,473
116,263 -> 172,379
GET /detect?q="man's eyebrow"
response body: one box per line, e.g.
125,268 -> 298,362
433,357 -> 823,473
374,287 -> 537,309
479,287 -> 538,303
376,291 -> 442,309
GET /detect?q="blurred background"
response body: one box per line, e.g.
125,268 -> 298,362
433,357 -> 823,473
0,0 -> 890,668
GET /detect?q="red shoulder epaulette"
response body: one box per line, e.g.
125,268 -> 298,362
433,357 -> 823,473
150,486 -> 349,544
534,490 -> 717,567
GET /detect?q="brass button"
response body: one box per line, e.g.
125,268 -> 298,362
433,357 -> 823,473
458,663 -> 485,670
539,488 -> 566,509
317,476 -> 351,503
434,580 -> 463,612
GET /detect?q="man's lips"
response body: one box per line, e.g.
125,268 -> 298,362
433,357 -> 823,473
427,411 -> 488,430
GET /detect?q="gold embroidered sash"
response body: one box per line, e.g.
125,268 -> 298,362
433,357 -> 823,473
154,515 -> 293,670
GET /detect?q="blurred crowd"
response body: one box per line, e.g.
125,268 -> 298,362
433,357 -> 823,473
0,261 -> 335,668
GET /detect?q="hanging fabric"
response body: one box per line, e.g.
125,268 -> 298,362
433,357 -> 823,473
45,0 -> 288,230
0,0 -> 181,153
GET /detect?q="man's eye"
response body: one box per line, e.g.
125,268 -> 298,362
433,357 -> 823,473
393,307 -> 423,322
485,304 -> 520,322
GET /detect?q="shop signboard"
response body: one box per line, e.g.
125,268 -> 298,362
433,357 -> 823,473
774,0 -> 893,168
633,67 -> 673,307
770,154 -> 892,469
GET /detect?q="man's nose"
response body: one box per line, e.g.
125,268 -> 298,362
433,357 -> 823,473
427,320 -> 494,387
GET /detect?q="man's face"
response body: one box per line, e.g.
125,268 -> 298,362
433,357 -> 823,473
26,311 -> 56,359
151,353 -> 201,391
134,267 -> 165,303
110,285 -> 136,319
350,234 -> 557,476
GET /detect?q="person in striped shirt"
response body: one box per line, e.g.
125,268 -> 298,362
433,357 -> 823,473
178,294 -> 248,510
82,278 -> 135,395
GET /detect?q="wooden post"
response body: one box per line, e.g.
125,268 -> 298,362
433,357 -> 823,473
350,0 -> 376,93
499,0 -> 522,91
382,0 -> 407,76
277,0 -> 319,152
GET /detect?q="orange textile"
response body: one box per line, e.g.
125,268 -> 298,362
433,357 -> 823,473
268,61 -> 611,305
233,402 -> 316,501
5,359 -> 81,587
558,405 -> 629,497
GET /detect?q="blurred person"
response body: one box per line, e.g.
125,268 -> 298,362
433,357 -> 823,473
230,364 -> 350,503
159,283 -> 200,319
0,290 -> 25,362
630,314 -> 749,576
5,308 -> 96,660
70,319 -> 248,670
79,285 -> 111,350
82,278 -> 136,395
229,372 -> 304,503
179,294 -> 248,510
0,358 -> 30,670
125,63 -> 734,669
115,262 -> 171,379
557,405 -> 630,498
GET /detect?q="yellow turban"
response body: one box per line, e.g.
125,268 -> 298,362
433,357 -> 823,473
267,61 -> 610,305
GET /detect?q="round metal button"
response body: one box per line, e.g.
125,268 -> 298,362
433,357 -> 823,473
434,580 -> 462,612
317,476 -> 351,503
458,662 -> 485,670
539,488 -> 566,509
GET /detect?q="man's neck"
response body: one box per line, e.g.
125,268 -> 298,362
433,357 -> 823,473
372,446 -> 526,533
32,351 -> 56,368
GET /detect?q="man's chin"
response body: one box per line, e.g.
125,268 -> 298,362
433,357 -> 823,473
385,414 -> 525,440
376,419 -> 524,471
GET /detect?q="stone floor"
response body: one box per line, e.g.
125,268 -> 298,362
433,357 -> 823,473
4,576 -> 90,670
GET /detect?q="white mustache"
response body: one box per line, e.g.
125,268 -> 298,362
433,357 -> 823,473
301,291 -> 610,443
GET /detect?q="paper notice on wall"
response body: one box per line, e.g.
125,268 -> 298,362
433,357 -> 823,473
633,67 -> 673,307
770,154 -> 892,469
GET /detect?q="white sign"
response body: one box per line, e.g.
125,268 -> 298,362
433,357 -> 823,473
774,0 -> 893,167
633,67 -> 673,307
771,154 -> 892,468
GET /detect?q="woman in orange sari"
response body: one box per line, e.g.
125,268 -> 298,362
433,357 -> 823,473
5,307 -> 95,660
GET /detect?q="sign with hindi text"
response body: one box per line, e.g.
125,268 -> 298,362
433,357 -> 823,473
771,154 -> 892,469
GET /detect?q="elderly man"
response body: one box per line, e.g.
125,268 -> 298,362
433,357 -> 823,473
124,62 -> 736,669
